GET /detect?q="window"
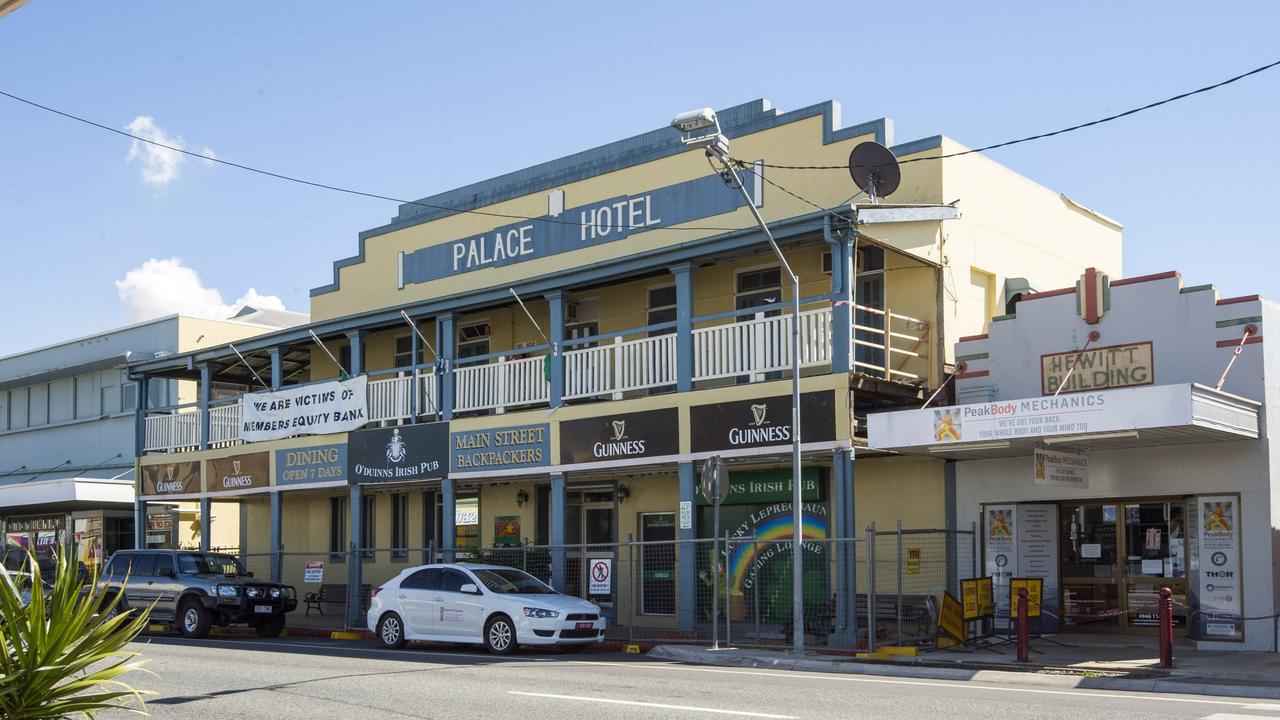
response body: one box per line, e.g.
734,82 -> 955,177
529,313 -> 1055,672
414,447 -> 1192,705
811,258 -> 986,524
457,323 -> 491,360
390,493 -> 408,560
393,336 -> 423,370
566,322 -> 599,350
338,345 -> 352,375
423,491 -> 438,555
403,568 -> 440,590
122,382 -> 138,412
28,384 -> 48,426
124,554 -> 158,577
75,374 -> 98,419
329,497 -> 347,561
362,496 -> 376,559
439,569 -> 471,593
735,267 -> 782,314
647,286 -> 677,334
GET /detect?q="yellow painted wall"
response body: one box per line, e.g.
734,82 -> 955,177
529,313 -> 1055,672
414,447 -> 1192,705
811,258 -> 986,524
310,115 -> 884,321
854,455 -> 946,530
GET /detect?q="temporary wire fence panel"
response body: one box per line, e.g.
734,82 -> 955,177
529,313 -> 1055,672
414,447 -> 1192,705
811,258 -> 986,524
236,529 -> 973,645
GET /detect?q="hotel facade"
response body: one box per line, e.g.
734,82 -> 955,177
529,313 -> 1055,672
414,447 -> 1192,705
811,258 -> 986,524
129,99 -> 1121,640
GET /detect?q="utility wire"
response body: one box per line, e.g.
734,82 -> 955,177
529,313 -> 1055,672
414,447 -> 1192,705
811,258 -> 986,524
736,58 -> 1280,171
0,88 -> 747,233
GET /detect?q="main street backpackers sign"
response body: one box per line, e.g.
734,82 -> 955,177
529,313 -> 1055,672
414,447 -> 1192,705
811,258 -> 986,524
240,376 -> 368,442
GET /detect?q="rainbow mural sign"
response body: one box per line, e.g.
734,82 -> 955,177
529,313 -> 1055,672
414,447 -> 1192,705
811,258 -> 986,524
728,508 -> 828,595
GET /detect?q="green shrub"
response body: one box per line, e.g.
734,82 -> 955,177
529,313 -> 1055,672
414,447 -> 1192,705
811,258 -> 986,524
0,548 -> 152,718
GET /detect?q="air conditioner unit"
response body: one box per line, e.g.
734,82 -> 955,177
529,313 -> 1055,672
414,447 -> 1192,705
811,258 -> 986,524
821,251 -> 832,275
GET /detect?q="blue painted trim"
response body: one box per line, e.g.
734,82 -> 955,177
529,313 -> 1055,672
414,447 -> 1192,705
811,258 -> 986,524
455,343 -> 551,366
135,209 -> 848,378
269,492 -> 283,583
826,218 -> 852,374
548,290 -> 565,408
549,473 -> 566,593
944,459 -> 957,595
890,135 -> 943,158
673,264 -> 693,393
346,332 -> 364,376
312,99 -> 892,297
441,478 -> 456,562
346,484 -> 363,628
565,321 -> 677,349
677,461 -> 696,629
198,363 -> 211,450
199,498 -> 211,552
438,315 -> 456,421
133,376 -> 148,458
269,348 -> 283,390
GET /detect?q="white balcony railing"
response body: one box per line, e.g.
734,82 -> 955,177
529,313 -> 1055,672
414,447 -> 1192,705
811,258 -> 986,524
143,305 -> 929,453
209,402 -> 242,447
692,307 -> 833,382
144,407 -> 200,454
564,334 -> 677,400
455,356 -> 549,414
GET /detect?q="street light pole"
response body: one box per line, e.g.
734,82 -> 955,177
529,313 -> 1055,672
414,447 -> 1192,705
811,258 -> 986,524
707,149 -> 806,656
670,108 -> 806,654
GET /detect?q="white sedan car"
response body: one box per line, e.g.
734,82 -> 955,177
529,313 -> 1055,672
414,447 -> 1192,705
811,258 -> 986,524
367,563 -> 605,654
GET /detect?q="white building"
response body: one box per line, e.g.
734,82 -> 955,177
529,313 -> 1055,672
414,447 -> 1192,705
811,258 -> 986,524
869,270 -> 1277,651
0,309 -> 305,566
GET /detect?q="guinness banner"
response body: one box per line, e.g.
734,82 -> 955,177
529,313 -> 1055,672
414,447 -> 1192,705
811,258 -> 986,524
690,391 -> 836,453
140,461 -> 201,496
559,408 -> 679,465
349,422 -> 449,484
207,452 -> 270,493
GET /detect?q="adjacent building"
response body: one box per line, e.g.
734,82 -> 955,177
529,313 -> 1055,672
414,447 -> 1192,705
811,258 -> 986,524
0,309 -> 305,567
128,98 -> 1121,636
870,270 -> 1278,651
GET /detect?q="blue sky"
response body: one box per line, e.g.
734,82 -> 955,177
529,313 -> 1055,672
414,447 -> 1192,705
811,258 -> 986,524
1,2 -> 1277,357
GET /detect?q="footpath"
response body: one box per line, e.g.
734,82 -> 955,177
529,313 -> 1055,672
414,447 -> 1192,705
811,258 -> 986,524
650,635 -> 1280,700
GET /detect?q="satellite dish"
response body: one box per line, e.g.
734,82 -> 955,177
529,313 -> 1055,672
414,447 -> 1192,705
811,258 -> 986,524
848,141 -> 901,202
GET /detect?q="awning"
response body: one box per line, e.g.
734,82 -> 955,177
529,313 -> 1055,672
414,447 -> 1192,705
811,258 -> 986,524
0,476 -> 135,514
868,383 -> 1259,460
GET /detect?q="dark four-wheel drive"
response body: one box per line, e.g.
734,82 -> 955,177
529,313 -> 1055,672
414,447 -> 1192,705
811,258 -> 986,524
98,550 -> 296,638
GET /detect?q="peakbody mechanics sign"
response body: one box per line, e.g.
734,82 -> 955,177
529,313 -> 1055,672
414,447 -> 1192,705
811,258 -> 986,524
240,376 -> 369,442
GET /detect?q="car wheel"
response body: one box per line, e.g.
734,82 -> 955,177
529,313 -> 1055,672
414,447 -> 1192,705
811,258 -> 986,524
378,613 -> 407,649
484,615 -> 517,655
179,600 -> 212,639
559,643 -> 590,653
255,615 -> 286,638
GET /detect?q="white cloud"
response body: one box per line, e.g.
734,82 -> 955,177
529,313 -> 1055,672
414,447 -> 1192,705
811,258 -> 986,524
123,116 -> 216,186
115,257 -> 288,321
199,146 -> 217,166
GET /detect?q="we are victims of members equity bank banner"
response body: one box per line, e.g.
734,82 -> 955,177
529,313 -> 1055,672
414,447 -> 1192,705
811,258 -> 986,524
240,376 -> 368,442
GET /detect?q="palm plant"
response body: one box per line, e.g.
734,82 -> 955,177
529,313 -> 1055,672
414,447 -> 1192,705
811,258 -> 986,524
0,548 -> 153,718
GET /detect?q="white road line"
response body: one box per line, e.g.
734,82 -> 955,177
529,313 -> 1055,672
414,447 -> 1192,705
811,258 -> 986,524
1201,715 -> 1280,720
565,660 -> 1258,707
1244,705 -> 1280,711
507,691 -> 798,718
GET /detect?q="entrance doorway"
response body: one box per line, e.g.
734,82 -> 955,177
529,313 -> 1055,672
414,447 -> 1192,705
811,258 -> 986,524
1059,499 -> 1189,633
564,487 -> 616,603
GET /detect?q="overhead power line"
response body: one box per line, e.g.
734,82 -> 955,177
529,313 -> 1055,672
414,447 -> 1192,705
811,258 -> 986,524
736,57 -> 1280,171
0,88 -> 746,233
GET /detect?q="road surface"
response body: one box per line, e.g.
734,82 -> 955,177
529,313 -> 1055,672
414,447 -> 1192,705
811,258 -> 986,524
104,635 -> 1278,720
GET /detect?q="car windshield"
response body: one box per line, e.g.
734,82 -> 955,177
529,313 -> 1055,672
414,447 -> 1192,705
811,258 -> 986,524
471,568 -> 555,595
178,553 -> 250,576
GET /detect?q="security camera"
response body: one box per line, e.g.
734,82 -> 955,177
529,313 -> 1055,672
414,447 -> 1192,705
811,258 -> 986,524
671,107 -> 729,154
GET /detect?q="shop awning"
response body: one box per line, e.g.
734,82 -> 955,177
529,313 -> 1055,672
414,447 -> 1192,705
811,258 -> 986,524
868,383 -> 1259,460
0,476 -> 135,514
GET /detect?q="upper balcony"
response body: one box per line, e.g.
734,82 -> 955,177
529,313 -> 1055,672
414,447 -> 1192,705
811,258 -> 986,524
135,236 -> 942,455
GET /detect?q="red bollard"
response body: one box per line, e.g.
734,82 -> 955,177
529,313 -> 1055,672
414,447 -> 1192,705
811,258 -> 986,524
1017,588 -> 1029,663
1159,587 -> 1174,668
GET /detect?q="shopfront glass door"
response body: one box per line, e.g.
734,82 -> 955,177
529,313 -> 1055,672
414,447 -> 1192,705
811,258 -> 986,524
1059,500 -> 1188,632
